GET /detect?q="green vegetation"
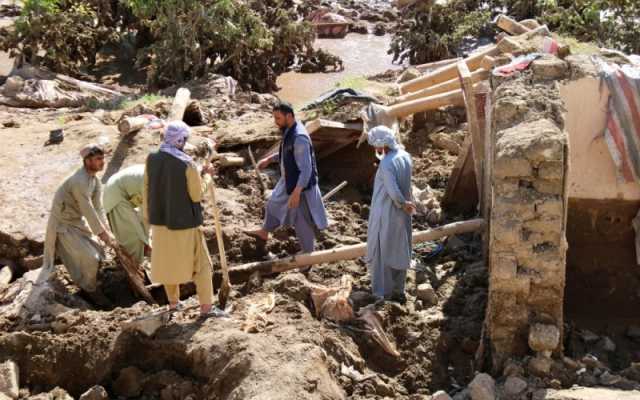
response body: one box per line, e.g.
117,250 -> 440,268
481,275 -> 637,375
0,0 -> 335,92
390,0 -> 639,65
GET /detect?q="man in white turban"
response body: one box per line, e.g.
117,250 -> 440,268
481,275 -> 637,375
366,126 -> 415,303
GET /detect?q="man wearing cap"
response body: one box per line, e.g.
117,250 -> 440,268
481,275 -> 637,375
143,121 -> 215,316
366,126 -> 415,303
246,102 -> 328,255
103,164 -> 149,264
42,144 -> 115,303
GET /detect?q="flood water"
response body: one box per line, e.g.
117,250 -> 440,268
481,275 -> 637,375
276,33 -> 402,107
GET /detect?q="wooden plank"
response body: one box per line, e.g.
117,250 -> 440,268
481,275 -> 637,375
495,14 -> 530,35
442,137 -> 479,214
415,57 -> 462,72
393,67 -> 490,104
457,61 -> 484,210
387,88 -> 465,118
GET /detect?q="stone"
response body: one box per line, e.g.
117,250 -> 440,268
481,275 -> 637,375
532,58 -> 569,80
626,326 -> 640,340
350,21 -> 368,34
113,366 -> 145,398
493,157 -> 532,179
432,390 -> 453,400
600,371 -> 622,386
123,310 -> 171,337
452,389 -> 470,400
416,283 -> 438,306
2,76 -> 24,97
538,161 -> 564,180
562,356 -> 579,370
372,377 -> 394,397
535,198 -> 563,217
468,373 -> 496,400
581,354 -> 605,369
0,360 -> 19,399
599,336 -> 616,352
528,324 -> 560,353
533,180 -> 563,195
373,22 -> 386,36
503,360 -> 524,377
528,356 -> 552,377
504,376 -> 527,396
397,67 -> 421,83
79,385 -> 108,400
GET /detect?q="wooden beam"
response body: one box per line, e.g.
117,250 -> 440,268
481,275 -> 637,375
495,14 -> 530,35
393,67 -> 490,104
118,116 -> 148,135
387,88 -> 465,119
230,219 -> 485,279
415,57 -> 462,72
457,61 -> 484,211
322,181 -> 348,201
442,136 -> 478,213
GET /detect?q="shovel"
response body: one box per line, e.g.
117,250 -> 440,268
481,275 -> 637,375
207,176 -> 231,309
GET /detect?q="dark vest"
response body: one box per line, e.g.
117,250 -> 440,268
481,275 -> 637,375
280,122 -> 318,195
146,151 -> 203,230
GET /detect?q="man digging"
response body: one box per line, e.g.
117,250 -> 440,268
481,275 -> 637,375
42,144 -> 115,306
245,102 -> 328,258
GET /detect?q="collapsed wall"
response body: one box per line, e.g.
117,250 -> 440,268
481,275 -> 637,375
486,55 -> 569,368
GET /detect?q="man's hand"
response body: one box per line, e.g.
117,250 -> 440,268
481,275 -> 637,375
257,157 -> 273,170
403,201 -> 417,216
98,231 -> 116,248
288,187 -> 302,209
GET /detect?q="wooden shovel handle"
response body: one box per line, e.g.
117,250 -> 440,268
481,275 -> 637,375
207,179 -> 230,287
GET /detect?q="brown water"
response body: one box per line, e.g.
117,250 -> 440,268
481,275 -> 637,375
276,33 -> 402,107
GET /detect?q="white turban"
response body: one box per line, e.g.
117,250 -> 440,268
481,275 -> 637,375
367,126 -> 400,150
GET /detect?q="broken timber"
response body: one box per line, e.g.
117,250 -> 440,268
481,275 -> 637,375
118,116 -> 148,135
457,61 -> 483,206
322,180 -> 348,201
442,137 -> 478,214
168,88 -> 191,121
230,219 -> 484,280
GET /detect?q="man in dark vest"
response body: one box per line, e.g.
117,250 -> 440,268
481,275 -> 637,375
246,102 -> 328,254
143,121 -> 216,317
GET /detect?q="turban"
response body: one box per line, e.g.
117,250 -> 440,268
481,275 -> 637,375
79,143 -> 105,159
160,121 -> 193,164
367,126 -> 400,150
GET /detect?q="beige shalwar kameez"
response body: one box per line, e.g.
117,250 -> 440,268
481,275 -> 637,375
143,165 -> 214,305
43,167 -> 108,292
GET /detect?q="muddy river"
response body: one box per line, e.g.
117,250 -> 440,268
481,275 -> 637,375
276,33 -> 402,107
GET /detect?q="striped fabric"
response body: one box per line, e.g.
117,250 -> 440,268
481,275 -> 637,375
599,60 -> 640,183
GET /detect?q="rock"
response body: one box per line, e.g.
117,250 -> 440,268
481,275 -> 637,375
626,326 -> 640,340
504,376 -> 527,396
372,377 -> 394,397
2,76 -> 24,97
579,329 -> 600,343
528,324 -> 560,353
599,371 -> 622,386
562,356 -> 579,370
113,366 -> 145,398
416,283 -> 438,306
79,386 -> 108,400
432,390 -> 453,400
599,336 -> 616,352
397,67 -> 421,83
0,360 -> 19,399
503,360 -> 524,377
468,373 -> 496,400
461,337 -> 479,355
266,273 -> 311,302
430,132 -> 461,154
452,389 -> 470,400
520,19 -> 541,30
532,58 -> 569,80
350,21 -> 368,34
123,310 -> 171,337
373,22 -> 386,36
528,356 -> 552,377
581,354 -> 605,369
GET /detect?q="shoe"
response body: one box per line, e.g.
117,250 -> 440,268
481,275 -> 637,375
198,306 -> 231,320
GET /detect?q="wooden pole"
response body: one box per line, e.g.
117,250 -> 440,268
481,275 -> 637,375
322,181 -> 348,201
387,88 -> 465,119
230,219 -> 484,279
415,57 -> 462,72
118,116 -> 148,135
219,156 -> 245,168
248,145 -> 268,195
399,46 -> 500,94
393,67 -> 490,104
208,178 -> 231,309
168,88 -> 191,121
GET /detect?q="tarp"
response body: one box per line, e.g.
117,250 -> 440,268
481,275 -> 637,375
301,88 -> 379,111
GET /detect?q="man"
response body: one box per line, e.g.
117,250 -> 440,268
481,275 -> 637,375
246,102 -> 328,254
366,126 -> 415,303
103,164 -> 149,264
143,121 -> 215,316
42,144 -> 115,303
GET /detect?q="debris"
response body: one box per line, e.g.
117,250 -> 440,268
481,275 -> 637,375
468,373 -> 496,400
528,356 -> 552,377
432,390 -> 453,400
431,132 -> 462,154
44,129 -> 64,146
218,155 -> 246,168
117,116 -> 150,135
79,385 -> 108,400
231,219 -> 485,278
581,354 -> 605,369
0,266 -> 11,288
113,366 -> 145,398
112,244 -> 156,304
531,58 -> 569,80
123,310 -> 171,337
579,329 -> 600,343
504,376 -> 527,397
340,364 -> 376,382
311,275 -> 355,322
248,145 -> 268,196
0,361 -> 18,400
373,22 -> 386,36
357,304 -> 401,358
243,293 -> 276,333
396,68 -> 421,84
168,88 -> 191,122
416,283 -> 438,306
599,336 -> 616,352
600,371 -> 622,386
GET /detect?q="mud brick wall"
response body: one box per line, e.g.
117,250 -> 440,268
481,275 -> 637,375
486,55 -> 570,368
